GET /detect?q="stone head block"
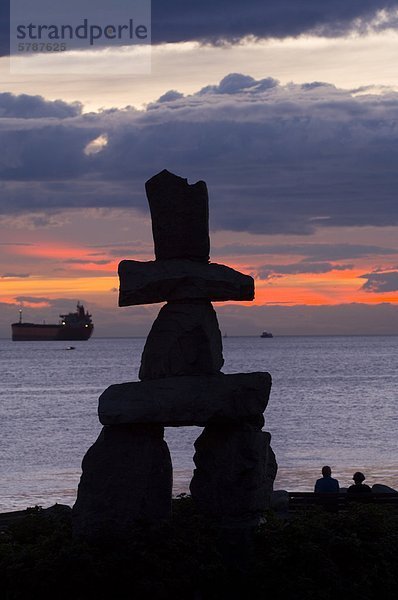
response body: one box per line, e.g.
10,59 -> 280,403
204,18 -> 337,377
118,259 -> 255,305
145,170 -> 210,262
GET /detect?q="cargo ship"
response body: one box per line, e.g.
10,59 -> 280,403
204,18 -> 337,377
11,303 -> 94,341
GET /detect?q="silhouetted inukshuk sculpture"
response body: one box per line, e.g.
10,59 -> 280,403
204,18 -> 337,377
72,170 -> 277,540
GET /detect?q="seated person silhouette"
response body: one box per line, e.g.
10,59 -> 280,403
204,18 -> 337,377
347,472 -> 372,497
314,466 -> 340,493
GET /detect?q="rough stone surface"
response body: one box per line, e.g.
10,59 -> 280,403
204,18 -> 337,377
139,300 -> 224,380
72,424 -> 172,540
190,424 -> 277,520
118,259 -> 254,306
98,372 -> 272,427
146,169 -> 210,262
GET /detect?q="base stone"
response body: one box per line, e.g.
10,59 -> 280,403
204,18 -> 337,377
72,424 -> 172,541
190,423 -> 277,522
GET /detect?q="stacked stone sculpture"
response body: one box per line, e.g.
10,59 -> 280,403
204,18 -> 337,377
72,170 -> 277,540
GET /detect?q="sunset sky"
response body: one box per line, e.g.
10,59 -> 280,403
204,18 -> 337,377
1,0 -> 398,337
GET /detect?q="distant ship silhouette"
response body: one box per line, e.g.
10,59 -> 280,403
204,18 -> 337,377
11,302 -> 93,341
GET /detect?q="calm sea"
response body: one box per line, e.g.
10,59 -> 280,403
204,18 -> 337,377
0,335 -> 397,511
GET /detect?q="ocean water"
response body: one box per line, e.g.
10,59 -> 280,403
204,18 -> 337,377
0,335 -> 397,512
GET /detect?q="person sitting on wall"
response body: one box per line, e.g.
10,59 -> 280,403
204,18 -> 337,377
314,465 -> 340,493
347,471 -> 372,495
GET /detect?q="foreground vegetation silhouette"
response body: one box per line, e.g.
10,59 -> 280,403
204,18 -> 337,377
1,495 -> 398,600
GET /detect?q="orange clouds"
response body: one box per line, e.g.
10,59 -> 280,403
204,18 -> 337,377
0,275 -> 118,303
252,268 -> 398,306
9,242 -> 119,274
2,245 -> 397,309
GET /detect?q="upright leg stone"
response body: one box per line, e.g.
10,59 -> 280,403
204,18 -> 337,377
72,424 -> 172,541
190,421 -> 277,522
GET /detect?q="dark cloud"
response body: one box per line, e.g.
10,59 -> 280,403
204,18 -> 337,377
2,78 -> 398,237
157,90 -> 185,104
1,272 -> 30,278
213,243 -> 398,260
150,1 -> 398,44
105,248 -> 150,257
256,261 -> 352,280
0,0 -> 9,57
12,296 -> 94,314
87,241 -> 152,248
86,242 -> 153,257
15,296 -> 51,303
64,258 -> 112,265
0,93 -> 82,119
2,1 -> 398,58
0,242 -> 33,246
198,74 -> 276,95
178,75 -> 280,110
217,302 -> 398,336
360,270 -> 398,292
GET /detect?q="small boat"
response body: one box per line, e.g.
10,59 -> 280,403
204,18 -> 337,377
260,331 -> 273,338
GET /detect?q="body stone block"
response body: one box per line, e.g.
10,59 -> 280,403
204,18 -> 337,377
98,372 -> 272,427
139,300 -> 224,380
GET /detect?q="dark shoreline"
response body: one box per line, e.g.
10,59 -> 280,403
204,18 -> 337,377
1,497 -> 398,600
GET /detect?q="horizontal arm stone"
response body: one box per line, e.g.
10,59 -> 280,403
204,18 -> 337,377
98,372 -> 272,427
118,259 -> 254,305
